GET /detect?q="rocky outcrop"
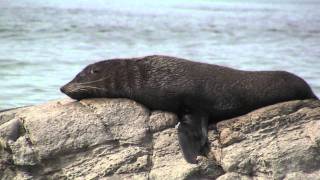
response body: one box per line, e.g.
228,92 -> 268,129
0,98 -> 319,180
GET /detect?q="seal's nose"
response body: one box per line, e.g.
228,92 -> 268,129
60,83 -> 78,96
59,83 -> 82,100
60,85 -> 67,94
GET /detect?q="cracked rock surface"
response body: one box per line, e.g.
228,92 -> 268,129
0,98 -> 319,180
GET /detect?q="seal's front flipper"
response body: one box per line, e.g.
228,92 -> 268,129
177,121 -> 200,163
177,112 -> 209,164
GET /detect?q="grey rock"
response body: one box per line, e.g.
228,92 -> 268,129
149,111 -> 178,133
0,98 -> 319,180
284,170 -> 320,180
216,100 -> 320,180
216,172 -> 251,180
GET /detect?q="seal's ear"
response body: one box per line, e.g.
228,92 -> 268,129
177,112 -> 209,164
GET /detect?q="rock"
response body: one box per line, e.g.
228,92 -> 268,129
284,170 -> 320,180
216,172 -> 251,180
0,98 -> 319,179
216,100 -> 320,180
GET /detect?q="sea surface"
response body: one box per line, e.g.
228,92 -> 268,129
0,0 -> 319,109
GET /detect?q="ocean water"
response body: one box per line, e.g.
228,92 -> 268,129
0,0 -> 319,109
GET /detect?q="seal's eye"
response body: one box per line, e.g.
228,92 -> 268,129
90,68 -> 99,74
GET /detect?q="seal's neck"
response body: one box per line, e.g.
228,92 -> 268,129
108,60 -> 134,98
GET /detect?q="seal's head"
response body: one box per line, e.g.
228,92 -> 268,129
60,60 -> 115,100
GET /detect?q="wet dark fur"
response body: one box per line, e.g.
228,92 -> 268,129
61,55 -> 318,163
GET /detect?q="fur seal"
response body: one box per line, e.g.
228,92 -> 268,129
60,55 -> 318,163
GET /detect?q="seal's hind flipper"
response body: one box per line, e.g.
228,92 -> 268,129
177,112 -> 209,164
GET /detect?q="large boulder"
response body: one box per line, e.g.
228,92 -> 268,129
0,98 -> 319,179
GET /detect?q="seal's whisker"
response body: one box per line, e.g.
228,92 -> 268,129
75,76 -> 109,85
68,87 -> 88,93
66,85 -> 106,94
79,85 -> 107,91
